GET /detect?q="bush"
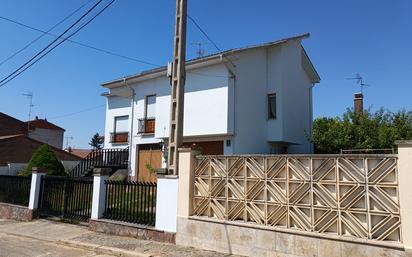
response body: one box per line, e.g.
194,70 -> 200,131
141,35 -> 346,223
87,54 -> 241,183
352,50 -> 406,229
309,108 -> 412,153
20,144 -> 67,176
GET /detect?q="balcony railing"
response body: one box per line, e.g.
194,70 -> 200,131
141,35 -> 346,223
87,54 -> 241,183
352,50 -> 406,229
110,132 -> 129,144
138,118 -> 155,134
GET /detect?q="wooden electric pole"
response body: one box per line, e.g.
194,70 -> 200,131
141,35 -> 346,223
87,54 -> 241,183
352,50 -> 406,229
168,0 -> 187,175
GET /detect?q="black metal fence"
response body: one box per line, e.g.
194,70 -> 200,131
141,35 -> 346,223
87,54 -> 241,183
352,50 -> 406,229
39,176 -> 93,221
0,175 -> 31,206
69,148 -> 129,177
104,180 -> 156,226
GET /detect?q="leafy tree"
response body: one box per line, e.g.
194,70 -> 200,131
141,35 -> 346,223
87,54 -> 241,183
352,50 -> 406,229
309,108 -> 412,153
20,144 -> 67,176
89,133 -> 103,149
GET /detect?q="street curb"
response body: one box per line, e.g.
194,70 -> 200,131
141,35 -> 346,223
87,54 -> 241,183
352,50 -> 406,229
58,240 -> 155,257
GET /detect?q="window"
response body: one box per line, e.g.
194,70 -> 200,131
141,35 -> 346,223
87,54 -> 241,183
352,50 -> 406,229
145,95 -> 156,118
114,116 -> 129,132
137,95 -> 156,134
268,93 -> 276,119
111,116 -> 129,143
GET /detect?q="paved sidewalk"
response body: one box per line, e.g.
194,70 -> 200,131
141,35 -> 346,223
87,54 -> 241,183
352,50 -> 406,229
0,219 -> 241,257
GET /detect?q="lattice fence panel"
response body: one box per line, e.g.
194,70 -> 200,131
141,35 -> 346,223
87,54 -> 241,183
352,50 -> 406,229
192,155 -> 401,242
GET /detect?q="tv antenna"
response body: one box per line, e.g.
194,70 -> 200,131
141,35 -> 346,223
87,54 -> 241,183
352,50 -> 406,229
190,42 -> 205,57
22,91 -> 34,131
346,73 -> 371,94
65,136 -> 74,149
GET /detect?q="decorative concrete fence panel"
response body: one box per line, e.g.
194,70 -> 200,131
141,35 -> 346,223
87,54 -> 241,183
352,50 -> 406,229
192,155 -> 401,242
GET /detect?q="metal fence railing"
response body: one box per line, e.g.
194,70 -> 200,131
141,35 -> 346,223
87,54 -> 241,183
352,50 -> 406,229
104,180 -> 157,226
38,176 -> 93,221
0,175 -> 31,206
69,148 -> 129,177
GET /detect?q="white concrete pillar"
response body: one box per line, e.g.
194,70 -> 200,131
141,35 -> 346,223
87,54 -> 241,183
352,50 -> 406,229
91,167 -> 110,220
155,175 -> 179,232
177,148 -> 199,218
397,140 -> 412,250
28,167 -> 46,210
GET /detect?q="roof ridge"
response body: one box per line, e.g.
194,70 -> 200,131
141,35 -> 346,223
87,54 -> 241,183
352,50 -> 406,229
101,33 -> 311,88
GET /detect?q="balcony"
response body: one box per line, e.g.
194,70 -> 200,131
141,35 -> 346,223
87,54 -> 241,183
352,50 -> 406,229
138,118 -> 155,134
110,132 -> 129,144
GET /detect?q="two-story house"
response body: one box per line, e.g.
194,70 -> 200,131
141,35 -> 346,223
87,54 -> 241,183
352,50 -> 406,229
101,33 -> 320,181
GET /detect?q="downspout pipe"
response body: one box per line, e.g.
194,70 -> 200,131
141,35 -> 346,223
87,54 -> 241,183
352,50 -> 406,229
309,83 -> 315,153
124,77 -> 135,177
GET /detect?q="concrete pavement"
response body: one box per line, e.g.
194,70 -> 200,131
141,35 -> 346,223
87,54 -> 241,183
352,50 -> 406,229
0,219 -> 240,257
0,233 -> 114,257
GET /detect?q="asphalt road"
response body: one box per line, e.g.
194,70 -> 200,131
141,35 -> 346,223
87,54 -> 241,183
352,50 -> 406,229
0,233 -> 114,257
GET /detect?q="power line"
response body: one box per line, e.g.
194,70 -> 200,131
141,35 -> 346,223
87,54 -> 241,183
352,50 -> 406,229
1,15 -> 232,77
49,103 -> 106,120
0,16 -> 160,67
0,0 -> 111,88
0,0 -> 94,67
187,14 -> 236,67
0,15 -> 160,68
187,15 -> 223,53
0,0 -> 105,86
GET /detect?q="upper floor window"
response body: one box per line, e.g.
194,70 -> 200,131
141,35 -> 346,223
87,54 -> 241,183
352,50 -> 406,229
145,95 -> 156,118
138,95 -> 156,134
111,115 -> 129,143
114,116 -> 129,132
268,93 -> 276,119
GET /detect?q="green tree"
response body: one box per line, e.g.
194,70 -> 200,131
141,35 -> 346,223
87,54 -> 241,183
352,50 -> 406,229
310,108 -> 412,153
89,133 -> 103,149
20,144 -> 67,176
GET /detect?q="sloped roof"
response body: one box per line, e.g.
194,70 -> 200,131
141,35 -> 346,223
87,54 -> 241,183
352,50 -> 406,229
0,135 -> 81,165
102,33 -> 320,89
66,148 -> 92,159
27,118 -> 65,131
0,112 -> 28,137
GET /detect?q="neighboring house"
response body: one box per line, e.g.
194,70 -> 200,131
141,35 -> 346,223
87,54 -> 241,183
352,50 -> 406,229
101,33 -> 320,180
0,113 -> 65,149
0,135 -> 81,175
0,112 -> 78,175
27,117 -> 65,149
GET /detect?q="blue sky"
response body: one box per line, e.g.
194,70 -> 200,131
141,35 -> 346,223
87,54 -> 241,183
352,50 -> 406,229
0,0 -> 411,148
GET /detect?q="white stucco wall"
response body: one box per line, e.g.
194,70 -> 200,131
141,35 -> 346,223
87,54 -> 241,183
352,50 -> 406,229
228,40 -> 313,154
29,128 -> 64,149
278,41 -> 313,153
230,48 -> 270,154
155,177 -> 179,232
103,40 -> 315,175
104,64 -> 230,176
104,96 -> 131,149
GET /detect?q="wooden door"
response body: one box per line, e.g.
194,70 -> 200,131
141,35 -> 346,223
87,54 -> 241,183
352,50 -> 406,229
137,148 -> 161,182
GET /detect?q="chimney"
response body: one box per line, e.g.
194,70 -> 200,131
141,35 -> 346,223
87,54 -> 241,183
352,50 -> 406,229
354,92 -> 363,115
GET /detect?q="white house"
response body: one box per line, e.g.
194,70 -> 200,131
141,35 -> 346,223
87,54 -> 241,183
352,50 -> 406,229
101,33 -> 320,180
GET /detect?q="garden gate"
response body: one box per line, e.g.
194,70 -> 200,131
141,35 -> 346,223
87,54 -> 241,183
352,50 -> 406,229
38,176 -> 93,222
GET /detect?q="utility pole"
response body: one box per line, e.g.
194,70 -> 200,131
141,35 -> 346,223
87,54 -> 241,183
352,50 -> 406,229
168,0 -> 187,175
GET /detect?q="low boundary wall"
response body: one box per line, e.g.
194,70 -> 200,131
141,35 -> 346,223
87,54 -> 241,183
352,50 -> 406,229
176,145 -> 412,257
177,217 -> 409,257
0,202 -> 35,221
89,219 -> 175,244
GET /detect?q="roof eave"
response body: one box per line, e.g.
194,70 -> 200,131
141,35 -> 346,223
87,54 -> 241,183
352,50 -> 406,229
101,33 -> 314,89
